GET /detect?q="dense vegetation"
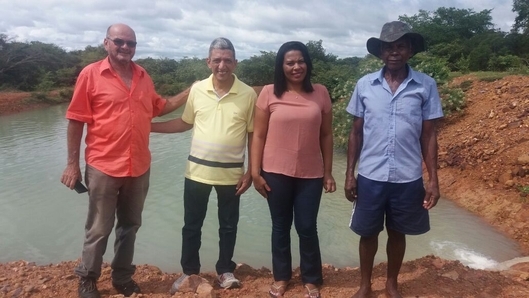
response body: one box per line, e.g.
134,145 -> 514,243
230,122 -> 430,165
1,5 -> 529,148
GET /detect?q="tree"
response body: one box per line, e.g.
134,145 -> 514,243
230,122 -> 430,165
400,7 -> 500,71
236,51 -> 276,86
512,0 -> 529,34
400,7 -> 494,45
0,35 -> 75,90
306,40 -> 337,63
70,45 -> 107,67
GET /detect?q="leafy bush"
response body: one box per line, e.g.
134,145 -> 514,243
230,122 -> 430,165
330,56 -> 382,102
488,55 -> 525,72
332,98 -> 353,149
331,79 -> 356,103
454,56 -> 470,73
357,56 -> 384,77
439,85 -> 465,115
36,71 -> 56,91
411,54 -> 451,85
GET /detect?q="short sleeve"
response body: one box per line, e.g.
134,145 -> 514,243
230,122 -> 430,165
422,77 -> 444,120
181,84 -> 196,124
65,69 -> 93,124
346,78 -> 365,118
255,84 -> 272,112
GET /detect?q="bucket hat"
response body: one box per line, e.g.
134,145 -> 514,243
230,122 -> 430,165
366,21 -> 425,58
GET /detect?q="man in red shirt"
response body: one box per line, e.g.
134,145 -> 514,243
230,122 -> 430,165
60,23 -> 190,298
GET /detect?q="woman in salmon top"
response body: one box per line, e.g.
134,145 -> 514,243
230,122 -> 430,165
251,41 -> 336,298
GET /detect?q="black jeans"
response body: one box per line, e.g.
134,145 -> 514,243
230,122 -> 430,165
180,178 -> 240,275
262,171 -> 323,285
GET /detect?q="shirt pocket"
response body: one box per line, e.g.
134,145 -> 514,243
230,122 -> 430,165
136,91 -> 153,116
399,94 -> 423,124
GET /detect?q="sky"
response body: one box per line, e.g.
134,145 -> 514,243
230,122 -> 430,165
0,0 -> 517,61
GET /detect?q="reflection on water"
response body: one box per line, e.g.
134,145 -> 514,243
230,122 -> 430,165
0,104 -> 522,273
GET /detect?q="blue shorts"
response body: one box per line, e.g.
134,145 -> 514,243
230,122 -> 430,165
349,175 -> 430,237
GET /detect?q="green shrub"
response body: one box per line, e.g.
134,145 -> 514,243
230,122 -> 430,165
519,185 -> 529,203
454,56 -> 470,74
36,71 -> 56,91
329,56 -> 382,102
519,185 -> 529,195
411,54 -> 451,85
331,79 -> 356,102
332,98 -> 352,149
357,56 -> 384,77
488,55 -> 524,72
439,85 -> 465,115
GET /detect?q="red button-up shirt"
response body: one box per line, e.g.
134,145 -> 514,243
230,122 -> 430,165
66,58 -> 166,177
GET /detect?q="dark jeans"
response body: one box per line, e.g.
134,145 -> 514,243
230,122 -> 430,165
180,178 -> 240,275
262,171 -> 323,285
75,165 -> 149,284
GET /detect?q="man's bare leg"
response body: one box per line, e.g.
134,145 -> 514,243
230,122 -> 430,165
385,228 -> 405,298
352,234 -> 379,298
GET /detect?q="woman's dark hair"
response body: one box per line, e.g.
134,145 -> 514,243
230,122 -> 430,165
273,41 -> 314,98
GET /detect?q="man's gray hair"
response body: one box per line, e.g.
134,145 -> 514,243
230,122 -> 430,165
209,37 -> 236,59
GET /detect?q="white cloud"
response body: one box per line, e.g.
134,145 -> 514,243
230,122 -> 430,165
0,0 -> 517,60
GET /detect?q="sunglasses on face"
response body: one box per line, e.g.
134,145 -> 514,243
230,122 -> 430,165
106,37 -> 137,48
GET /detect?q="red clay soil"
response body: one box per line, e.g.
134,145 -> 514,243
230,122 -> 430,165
1,77 -> 528,297
0,92 -> 49,115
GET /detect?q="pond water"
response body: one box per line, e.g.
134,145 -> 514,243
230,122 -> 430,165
0,104 -> 522,273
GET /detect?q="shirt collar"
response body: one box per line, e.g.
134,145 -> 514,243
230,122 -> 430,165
369,64 -> 423,85
99,57 -> 145,78
206,74 -> 240,94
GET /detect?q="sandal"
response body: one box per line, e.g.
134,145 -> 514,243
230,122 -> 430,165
304,284 -> 321,298
269,281 -> 288,297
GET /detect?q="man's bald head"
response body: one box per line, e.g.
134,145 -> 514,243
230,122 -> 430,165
106,24 -> 136,40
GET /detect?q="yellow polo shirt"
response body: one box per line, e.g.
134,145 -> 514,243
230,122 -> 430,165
182,74 -> 256,185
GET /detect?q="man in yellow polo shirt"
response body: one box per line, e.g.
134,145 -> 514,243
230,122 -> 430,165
151,37 -> 256,293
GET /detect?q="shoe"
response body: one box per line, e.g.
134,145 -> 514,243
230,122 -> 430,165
112,279 -> 141,297
217,272 -> 241,289
170,274 -> 189,295
78,277 -> 100,298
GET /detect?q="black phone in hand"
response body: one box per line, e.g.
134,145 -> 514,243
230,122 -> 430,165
74,180 -> 88,193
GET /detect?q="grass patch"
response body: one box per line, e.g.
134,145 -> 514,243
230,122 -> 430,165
449,71 -> 524,83
472,71 -> 508,82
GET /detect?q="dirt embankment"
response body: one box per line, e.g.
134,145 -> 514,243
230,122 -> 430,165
438,75 -> 529,253
1,76 -> 528,297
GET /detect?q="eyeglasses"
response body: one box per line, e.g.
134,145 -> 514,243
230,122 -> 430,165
106,37 -> 137,48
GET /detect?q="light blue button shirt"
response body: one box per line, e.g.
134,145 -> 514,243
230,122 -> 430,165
346,66 -> 444,183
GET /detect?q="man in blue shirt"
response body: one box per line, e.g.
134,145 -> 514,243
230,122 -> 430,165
345,21 -> 443,298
